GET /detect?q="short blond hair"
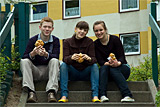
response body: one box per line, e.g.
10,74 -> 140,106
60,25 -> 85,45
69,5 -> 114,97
40,17 -> 54,26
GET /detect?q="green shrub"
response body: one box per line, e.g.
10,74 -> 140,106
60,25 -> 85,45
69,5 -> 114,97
156,90 -> 160,107
0,45 -> 20,83
0,48 -> 10,83
128,55 -> 154,81
10,45 -> 20,71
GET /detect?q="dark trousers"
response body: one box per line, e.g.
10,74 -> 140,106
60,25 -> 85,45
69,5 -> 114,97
99,64 -> 132,98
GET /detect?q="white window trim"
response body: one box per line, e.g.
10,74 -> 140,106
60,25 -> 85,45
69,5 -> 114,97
63,0 -> 81,19
119,0 -> 139,13
156,1 -> 160,21
120,33 -> 140,55
30,2 -> 48,23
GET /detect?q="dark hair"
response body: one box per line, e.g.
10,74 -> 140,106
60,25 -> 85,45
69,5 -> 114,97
76,21 -> 89,30
93,21 -> 107,31
40,17 -> 54,26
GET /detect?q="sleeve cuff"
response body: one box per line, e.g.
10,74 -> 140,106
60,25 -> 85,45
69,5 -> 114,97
29,53 -> 35,60
44,53 -> 49,60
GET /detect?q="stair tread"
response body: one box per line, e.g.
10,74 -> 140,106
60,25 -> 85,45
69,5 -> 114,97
18,80 -> 157,107
36,90 -> 151,93
28,90 -> 153,102
27,102 -> 154,104
35,81 -> 149,91
26,102 -> 155,107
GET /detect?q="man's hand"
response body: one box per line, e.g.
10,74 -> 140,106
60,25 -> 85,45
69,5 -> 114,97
30,46 -> 48,58
38,47 -> 48,57
30,46 -> 42,58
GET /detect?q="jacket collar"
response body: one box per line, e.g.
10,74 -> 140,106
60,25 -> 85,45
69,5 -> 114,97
69,35 -> 89,48
38,33 -> 53,43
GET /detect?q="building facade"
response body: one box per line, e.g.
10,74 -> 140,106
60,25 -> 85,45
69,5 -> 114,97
1,0 -> 158,67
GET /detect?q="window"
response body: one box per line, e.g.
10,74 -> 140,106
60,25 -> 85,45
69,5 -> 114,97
63,0 -> 81,19
119,0 -> 139,13
30,2 -> 48,22
120,33 -> 140,55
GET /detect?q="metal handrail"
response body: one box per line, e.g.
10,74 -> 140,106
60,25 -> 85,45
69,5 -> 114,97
0,6 -> 15,48
150,2 -> 159,87
149,13 -> 160,43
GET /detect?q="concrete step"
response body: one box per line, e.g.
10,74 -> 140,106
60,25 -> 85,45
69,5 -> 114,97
31,91 -> 153,102
18,80 -> 157,107
35,81 -> 149,91
26,102 -> 155,107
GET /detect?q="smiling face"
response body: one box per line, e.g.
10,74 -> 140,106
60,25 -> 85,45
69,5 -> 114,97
93,24 -> 107,39
75,27 -> 88,39
39,21 -> 54,38
74,21 -> 89,39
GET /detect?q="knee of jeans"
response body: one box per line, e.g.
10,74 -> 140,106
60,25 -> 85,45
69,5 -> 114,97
100,65 -> 109,71
110,68 -> 121,74
91,64 -> 99,76
92,63 -> 99,69
60,62 -> 68,71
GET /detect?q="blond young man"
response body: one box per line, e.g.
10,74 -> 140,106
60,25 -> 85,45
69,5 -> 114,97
20,17 -> 60,103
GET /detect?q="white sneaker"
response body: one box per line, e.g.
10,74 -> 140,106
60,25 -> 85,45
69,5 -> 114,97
100,96 -> 109,102
121,96 -> 135,102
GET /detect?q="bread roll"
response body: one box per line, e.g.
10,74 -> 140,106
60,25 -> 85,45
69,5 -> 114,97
109,53 -> 116,60
35,40 -> 44,47
77,53 -> 84,63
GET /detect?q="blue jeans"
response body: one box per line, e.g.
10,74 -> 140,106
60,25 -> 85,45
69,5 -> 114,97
60,62 -> 99,98
99,64 -> 132,98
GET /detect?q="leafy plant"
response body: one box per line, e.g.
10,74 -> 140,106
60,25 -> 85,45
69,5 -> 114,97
128,55 -> 154,81
0,44 -> 20,84
152,0 -> 159,2
156,90 -> 160,107
0,48 -> 11,83
10,44 -> 20,71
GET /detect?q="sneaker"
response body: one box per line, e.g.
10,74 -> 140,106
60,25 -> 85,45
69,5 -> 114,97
92,99 -> 101,103
121,96 -> 135,102
58,98 -> 68,103
100,96 -> 109,102
58,96 -> 68,103
92,96 -> 101,103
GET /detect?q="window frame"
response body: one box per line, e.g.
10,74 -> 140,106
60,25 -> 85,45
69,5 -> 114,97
119,0 -> 140,13
63,0 -> 81,20
157,1 -> 160,21
30,1 -> 48,23
120,32 -> 140,55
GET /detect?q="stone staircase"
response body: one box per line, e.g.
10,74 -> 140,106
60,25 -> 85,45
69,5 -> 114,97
18,79 -> 157,107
